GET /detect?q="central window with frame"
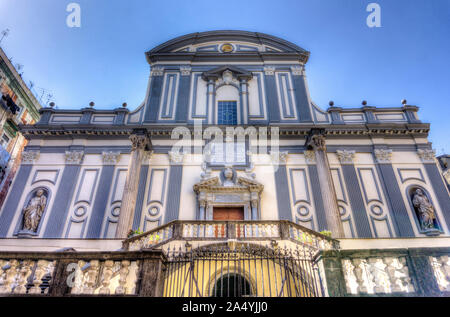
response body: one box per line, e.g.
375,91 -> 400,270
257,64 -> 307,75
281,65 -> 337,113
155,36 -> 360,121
218,101 -> 237,125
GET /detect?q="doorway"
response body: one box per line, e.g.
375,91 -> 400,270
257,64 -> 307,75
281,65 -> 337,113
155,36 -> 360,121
213,207 -> 244,221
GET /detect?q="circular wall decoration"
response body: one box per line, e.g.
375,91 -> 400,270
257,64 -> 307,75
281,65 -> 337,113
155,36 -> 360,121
297,206 -> 309,217
111,207 -> 121,217
370,205 -> 383,216
220,43 -> 234,53
148,205 -> 160,217
74,206 -> 87,217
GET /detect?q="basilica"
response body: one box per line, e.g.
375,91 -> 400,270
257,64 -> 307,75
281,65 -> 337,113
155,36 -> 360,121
0,31 -> 448,297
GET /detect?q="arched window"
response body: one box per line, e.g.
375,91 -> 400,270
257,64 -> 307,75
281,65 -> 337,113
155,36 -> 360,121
212,273 -> 252,297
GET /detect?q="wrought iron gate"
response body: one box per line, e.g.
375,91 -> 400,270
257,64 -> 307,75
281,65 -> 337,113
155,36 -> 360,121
163,243 -> 325,297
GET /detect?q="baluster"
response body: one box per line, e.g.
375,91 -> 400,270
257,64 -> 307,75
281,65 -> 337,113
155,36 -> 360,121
199,224 -> 204,238
342,260 -> 356,294
3,260 -> 18,294
367,258 -> 385,293
0,260 -> 5,293
398,258 -> 414,292
82,260 -> 100,294
438,256 -> 450,291
115,260 -> 130,294
29,260 -> 47,294
13,260 -> 33,294
71,260 -> 85,294
382,258 -> 401,293
351,259 -> 367,294
99,260 -> 114,294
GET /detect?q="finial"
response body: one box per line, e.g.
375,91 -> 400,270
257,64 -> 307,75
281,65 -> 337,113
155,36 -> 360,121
362,100 -> 367,106
122,102 -> 127,108
89,101 -> 95,108
401,99 -> 407,105
329,101 -> 334,107
49,102 -> 55,108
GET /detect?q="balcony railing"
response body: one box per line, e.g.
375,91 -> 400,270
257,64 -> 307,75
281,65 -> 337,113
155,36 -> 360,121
318,247 -> 450,297
124,220 -> 339,251
0,250 -> 164,296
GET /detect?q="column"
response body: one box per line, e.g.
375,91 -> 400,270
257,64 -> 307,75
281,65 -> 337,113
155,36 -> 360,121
116,132 -> 150,238
207,80 -> 215,124
306,130 -> 344,238
240,79 -> 249,125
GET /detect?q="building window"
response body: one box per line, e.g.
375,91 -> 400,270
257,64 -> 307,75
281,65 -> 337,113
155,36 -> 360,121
218,101 -> 237,125
0,134 -> 10,148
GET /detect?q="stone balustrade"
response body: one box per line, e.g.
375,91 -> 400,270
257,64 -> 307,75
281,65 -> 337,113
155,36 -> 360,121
430,255 -> 450,292
0,250 -> 164,296
123,220 -> 339,251
318,248 -> 450,297
342,255 -> 415,295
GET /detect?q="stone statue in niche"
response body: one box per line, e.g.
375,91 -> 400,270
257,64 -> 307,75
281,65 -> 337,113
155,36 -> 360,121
21,189 -> 47,233
412,189 -> 440,234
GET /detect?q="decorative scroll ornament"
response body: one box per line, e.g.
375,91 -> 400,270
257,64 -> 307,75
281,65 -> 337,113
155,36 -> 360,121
21,189 -> 47,233
180,66 -> 192,76
412,189 -> 439,233
168,150 -> 185,164
269,151 -> 288,164
21,150 -> 40,164
290,66 -> 304,76
102,151 -> 120,165
216,70 -> 239,86
307,134 -> 326,151
65,151 -> 84,164
336,150 -> 356,165
417,149 -> 436,163
264,66 -> 275,75
130,134 -> 149,151
304,150 -> 316,164
150,66 -> 164,77
374,149 -> 392,164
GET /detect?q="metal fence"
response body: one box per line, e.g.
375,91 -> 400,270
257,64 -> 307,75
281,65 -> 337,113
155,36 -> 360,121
163,243 -> 325,297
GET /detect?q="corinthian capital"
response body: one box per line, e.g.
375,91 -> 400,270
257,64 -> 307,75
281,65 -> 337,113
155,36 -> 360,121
336,150 -> 355,165
307,134 -> 326,151
22,150 -> 40,165
130,134 -> 149,151
374,149 -> 392,164
65,151 -> 84,165
417,149 -> 436,163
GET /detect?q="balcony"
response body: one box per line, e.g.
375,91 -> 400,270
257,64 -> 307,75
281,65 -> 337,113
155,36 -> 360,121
123,220 -> 339,252
0,220 -> 448,297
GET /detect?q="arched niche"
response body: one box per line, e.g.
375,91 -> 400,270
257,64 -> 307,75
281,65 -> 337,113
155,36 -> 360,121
406,185 -> 443,236
15,187 -> 50,237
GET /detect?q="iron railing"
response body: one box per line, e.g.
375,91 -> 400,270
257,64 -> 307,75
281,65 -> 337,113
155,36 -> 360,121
163,243 -> 325,297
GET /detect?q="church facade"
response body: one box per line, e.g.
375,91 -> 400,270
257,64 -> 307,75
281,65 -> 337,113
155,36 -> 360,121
0,31 -> 448,297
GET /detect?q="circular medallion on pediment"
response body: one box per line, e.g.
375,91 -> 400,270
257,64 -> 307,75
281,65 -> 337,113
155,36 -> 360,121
220,43 -> 234,53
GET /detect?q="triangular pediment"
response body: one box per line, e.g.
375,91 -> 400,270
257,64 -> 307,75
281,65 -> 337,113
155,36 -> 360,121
202,65 -> 252,81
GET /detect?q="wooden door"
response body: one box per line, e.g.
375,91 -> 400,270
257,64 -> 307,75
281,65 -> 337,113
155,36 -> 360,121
213,207 -> 244,221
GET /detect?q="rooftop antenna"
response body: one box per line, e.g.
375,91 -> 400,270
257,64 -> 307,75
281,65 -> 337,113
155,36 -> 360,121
0,29 -> 10,44
15,63 -> 24,76
45,93 -> 53,106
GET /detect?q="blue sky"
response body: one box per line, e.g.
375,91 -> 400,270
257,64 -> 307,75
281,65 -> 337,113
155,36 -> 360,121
0,0 -> 449,153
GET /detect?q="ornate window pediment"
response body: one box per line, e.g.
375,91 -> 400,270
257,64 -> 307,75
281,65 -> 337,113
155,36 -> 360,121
201,66 -> 253,83
193,167 -> 263,221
